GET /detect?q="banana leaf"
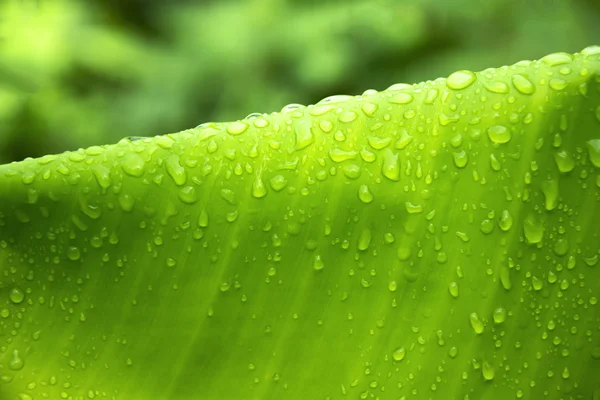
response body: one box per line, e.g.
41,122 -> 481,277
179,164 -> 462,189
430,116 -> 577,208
1,47 -> 600,400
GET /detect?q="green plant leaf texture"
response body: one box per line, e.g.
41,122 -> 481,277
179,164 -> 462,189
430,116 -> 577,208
1,47 -> 600,400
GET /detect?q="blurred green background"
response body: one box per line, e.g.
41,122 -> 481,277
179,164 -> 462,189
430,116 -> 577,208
0,0 -> 598,164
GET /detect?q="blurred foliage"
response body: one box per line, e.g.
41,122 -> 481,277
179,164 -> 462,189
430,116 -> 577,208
0,0 -> 599,163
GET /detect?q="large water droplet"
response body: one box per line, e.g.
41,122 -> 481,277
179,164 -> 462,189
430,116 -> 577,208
554,151 -> 575,172
166,155 -> 187,186
9,288 -> 25,304
121,154 -> 145,177
498,210 -> 513,231
586,139 -> 600,167
523,214 -> 544,244
541,179 -> 558,210
487,125 -> 511,144
295,120 -> 315,150
381,149 -> 400,181
252,176 -> 267,198
358,185 -> 374,204
469,312 -> 484,334
313,255 -> 325,271
226,121 -> 249,135
511,74 -> 535,94
392,347 -> 406,361
452,150 -> 468,168
447,70 -> 477,90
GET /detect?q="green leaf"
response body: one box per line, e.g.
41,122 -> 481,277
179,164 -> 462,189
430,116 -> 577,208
1,47 -> 600,400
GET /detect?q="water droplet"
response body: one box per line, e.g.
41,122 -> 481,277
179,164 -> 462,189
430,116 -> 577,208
541,179 -> 558,210
9,350 -> 24,370
252,176 -> 267,198
493,307 -> 506,324
67,246 -> 81,261
469,312 -> 484,334
313,255 -> 324,271
484,81 -> 509,94
480,219 -> 495,234
582,45 -> 600,58
500,266 -> 511,290
405,202 -> 422,214
358,229 -> 372,251
553,238 -> 569,256
388,281 -> 398,292
549,78 -> 568,91
511,74 -> 535,94
482,362 -> 495,381
166,155 -> 187,186
339,111 -> 357,123
294,120 -> 315,150
490,154 -> 501,171
361,102 -> 378,116
541,52 -> 572,66
178,186 -> 198,204
452,150 -> 468,168
343,164 -> 361,179
120,154 -> 145,177
329,148 -> 357,162
387,83 -> 412,91
381,149 -> 400,181
9,288 -> 24,304
269,175 -> 288,192
448,281 -> 459,298
523,214 -> 544,244
532,276 -> 543,291
394,129 -> 413,149
220,189 -> 236,205
392,347 -> 406,361
554,151 -> 575,172
319,95 -> 353,104
358,185 -> 374,204
487,125 -> 511,144
226,121 -> 249,135
389,93 -> 414,104
91,165 -> 111,189
447,70 -> 477,90
586,139 -> 600,167
498,210 -> 513,231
